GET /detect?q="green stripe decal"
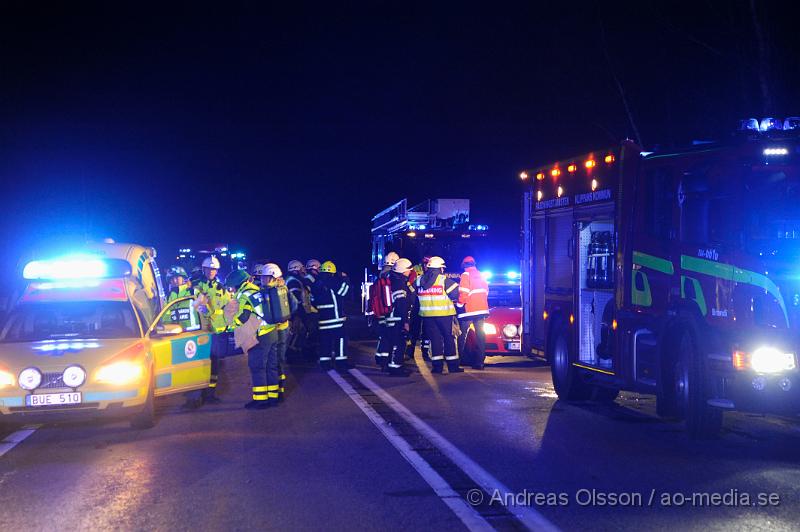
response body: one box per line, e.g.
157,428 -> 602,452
681,255 -> 787,325
632,251 -> 674,275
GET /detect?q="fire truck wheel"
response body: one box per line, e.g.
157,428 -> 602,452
591,386 -> 619,403
673,328 -> 722,439
550,324 -> 591,401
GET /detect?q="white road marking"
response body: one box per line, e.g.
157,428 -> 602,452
0,425 -> 42,458
348,368 -> 559,532
327,370 -> 493,532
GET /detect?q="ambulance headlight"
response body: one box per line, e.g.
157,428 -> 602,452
96,362 -> 144,385
0,369 -> 15,387
502,324 -> 519,338
483,323 -> 497,335
750,347 -> 796,374
19,368 -> 42,390
62,365 -> 87,388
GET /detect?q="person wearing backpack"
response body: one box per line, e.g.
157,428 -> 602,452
285,260 -> 312,360
225,269 -> 278,409
257,263 -> 297,401
386,258 -> 414,376
370,252 -> 399,369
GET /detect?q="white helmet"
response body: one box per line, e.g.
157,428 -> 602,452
305,259 -> 321,272
252,263 -> 266,276
383,251 -> 400,267
202,256 -> 221,269
264,263 -> 283,278
427,256 -> 445,269
393,258 -> 412,274
287,259 -> 304,273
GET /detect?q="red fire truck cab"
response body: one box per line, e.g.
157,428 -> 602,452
520,118 -> 800,437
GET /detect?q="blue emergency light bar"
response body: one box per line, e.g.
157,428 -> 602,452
23,257 -> 132,280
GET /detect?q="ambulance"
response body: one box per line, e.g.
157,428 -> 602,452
0,242 -> 212,428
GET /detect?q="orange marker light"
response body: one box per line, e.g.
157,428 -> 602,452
557,185 -> 564,198
567,164 -> 577,173
591,179 -> 598,191
536,190 -> 543,201
569,314 -> 574,325
519,171 -> 529,180
551,168 -> 561,178
605,154 -> 615,164
536,172 -> 545,181
585,159 -> 596,169
733,350 -> 748,371
611,319 -> 618,331
543,310 -> 549,320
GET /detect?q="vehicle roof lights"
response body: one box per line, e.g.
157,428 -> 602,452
783,117 -> 800,130
760,117 -> 783,132
22,256 -> 131,280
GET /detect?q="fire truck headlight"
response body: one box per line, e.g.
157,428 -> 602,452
750,347 -> 796,374
502,324 -> 518,338
483,323 -> 497,335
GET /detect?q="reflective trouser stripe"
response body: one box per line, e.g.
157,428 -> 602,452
388,362 -> 402,368
335,337 -> 347,360
253,386 -> 268,401
209,374 -> 218,388
319,324 -> 344,330
445,355 -> 459,361
267,385 -> 279,399
320,356 -> 332,361
430,355 -> 444,361
280,373 -> 286,393
376,352 -> 389,358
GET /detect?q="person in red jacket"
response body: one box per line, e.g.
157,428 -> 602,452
456,256 -> 490,369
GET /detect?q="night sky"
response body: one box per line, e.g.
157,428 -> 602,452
1,1 -> 799,285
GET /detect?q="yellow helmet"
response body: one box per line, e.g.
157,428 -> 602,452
320,260 -> 337,274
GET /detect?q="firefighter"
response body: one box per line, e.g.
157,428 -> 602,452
193,255 -> 230,402
304,259 -> 321,283
256,263 -> 296,401
311,260 -> 352,370
225,269 -> 279,409
285,260 -> 310,359
373,251 -> 399,369
456,256 -> 490,369
386,258 -> 414,376
414,256 -> 462,374
303,258 -> 322,358
406,256 -> 431,360
167,265 -> 203,408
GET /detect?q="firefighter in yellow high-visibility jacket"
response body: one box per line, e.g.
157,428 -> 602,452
413,256 -> 463,374
193,255 -> 230,402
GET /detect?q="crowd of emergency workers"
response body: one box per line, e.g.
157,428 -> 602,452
164,253 -> 490,410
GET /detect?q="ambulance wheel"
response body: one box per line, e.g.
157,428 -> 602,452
672,328 -> 722,439
550,324 -> 591,401
131,367 -> 155,430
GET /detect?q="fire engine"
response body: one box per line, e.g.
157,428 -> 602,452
365,198 -> 488,312
370,198 -> 488,272
520,117 -> 800,437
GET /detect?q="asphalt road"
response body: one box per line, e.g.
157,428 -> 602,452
2,340 -> 800,531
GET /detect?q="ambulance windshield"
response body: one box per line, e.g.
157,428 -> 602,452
0,301 -> 139,343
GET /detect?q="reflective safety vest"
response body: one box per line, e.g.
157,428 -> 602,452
166,284 -> 198,330
417,274 -> 456,317
457,267 -> 490,318
234,282 -> 275,336
194,278 -> 230,333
